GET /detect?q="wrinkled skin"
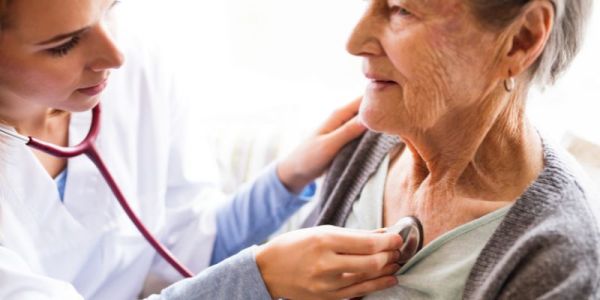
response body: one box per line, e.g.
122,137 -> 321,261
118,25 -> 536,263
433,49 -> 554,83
346,0 -> 552,245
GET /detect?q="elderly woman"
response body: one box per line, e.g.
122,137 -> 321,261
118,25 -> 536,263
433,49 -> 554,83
304,0 -> 600,299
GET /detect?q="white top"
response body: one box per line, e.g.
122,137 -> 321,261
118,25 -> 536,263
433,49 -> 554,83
0,28 -> 226,299
345,154 -> 510,299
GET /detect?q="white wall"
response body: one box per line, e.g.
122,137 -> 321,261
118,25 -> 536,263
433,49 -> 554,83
125,0 -> 599,144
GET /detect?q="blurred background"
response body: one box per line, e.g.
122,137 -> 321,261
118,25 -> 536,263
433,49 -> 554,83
119,0 -> 600,193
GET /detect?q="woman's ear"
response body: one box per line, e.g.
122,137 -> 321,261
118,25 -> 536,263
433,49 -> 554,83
504,0 -> 555,77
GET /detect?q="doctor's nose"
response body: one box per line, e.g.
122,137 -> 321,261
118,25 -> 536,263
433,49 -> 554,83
87,23 -> 125,72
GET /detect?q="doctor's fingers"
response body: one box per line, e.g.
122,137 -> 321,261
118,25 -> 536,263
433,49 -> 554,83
329,275 -> 398,300
322,116 -> 366,151
297,269 -> 398,300
336,262 -> 401,288
325,230 -> 403,255
318,97 -> 362,134
328,250 -> 401,274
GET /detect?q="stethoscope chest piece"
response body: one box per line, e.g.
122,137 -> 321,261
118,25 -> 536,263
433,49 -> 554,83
386,216 -> 424,264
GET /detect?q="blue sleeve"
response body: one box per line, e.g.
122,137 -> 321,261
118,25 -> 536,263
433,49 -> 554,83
210,163 -> 316,265
147,247 -> 272,300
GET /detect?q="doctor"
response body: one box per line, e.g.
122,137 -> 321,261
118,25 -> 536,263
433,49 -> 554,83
0,0 -> 404,299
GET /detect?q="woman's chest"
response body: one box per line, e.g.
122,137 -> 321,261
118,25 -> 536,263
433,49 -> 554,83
382,182 -> 506,246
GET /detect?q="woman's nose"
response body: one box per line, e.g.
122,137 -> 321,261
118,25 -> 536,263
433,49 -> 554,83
346,13 -> 383,57
87,23 -> 125,72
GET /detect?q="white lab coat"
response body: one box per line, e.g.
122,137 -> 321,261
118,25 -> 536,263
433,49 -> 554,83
0,29 -> 226,299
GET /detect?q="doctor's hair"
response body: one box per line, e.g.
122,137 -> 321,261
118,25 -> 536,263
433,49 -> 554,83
469,0 -> 592,87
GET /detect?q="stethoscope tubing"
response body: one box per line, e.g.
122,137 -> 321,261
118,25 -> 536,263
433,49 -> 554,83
23,105 -> 193,278
1,104 -> 426,284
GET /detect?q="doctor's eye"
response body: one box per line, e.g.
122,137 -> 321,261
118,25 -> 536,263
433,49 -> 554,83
108,0 -> 123,14
47,36 -> 81,58
108,0 -> 122,13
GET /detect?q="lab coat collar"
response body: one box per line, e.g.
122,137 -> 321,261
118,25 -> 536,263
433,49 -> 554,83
2,137 -> 89,254
0,110 -> 116,252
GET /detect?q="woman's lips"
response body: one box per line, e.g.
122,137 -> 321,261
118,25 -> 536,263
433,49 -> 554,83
368,80 -> 398,91
77,80 -> 108,96
364,73 -> 398,91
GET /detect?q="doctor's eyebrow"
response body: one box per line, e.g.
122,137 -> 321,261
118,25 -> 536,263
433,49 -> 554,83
36,27 -> 90,46
35,0 -> 120,46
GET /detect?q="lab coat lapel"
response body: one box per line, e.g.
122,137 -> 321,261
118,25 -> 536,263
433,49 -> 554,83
62,110 -> 117,233
1,133 -> 93,256
65,108 -> 150,237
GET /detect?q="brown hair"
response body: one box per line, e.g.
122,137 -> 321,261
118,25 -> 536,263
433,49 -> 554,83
468,0 -> 593,86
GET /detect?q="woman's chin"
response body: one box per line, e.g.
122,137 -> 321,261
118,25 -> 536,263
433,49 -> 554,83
358,111 -> 387,133
359,110 -> 414,136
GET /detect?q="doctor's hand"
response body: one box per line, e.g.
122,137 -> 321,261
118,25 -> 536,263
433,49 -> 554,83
255,226 -> 402,300
277,97 -> 366,194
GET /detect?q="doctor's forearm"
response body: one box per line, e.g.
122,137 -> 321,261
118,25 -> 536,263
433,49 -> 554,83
210,163 -> 314,264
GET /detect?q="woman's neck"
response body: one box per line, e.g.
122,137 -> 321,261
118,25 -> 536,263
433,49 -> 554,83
383,89 -> 543,244
396,88 -> 542,201
384,89 -> 544,238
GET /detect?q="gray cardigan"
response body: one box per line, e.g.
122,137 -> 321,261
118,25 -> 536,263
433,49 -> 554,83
151,132 -> 600,300
304,131 -> 600,299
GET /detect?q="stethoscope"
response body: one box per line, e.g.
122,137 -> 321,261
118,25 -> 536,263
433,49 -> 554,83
0,104 -> 193,278
0,103 -> 425,280
351,217 -> 423,300
386,216 -> 423,264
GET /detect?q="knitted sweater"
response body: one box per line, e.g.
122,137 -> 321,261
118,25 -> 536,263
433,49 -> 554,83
305,132 -> 600,299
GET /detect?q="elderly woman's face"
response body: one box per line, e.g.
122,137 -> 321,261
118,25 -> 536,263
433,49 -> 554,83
348,0 -> 505,134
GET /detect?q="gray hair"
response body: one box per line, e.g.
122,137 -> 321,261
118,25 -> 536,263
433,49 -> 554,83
469,0 -> 593,86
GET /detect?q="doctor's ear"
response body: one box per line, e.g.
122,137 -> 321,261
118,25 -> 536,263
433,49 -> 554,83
503,0 -> 554,78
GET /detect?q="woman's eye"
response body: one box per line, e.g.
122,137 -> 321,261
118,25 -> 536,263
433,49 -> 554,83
389,6 -> 412,17
47,36 -> 81,58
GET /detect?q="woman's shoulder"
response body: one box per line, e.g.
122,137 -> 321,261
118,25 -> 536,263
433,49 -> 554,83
508,138 -> 600,242
485,138 -> 599,266
534,139 -> 600,230
466,143 -> 600,299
